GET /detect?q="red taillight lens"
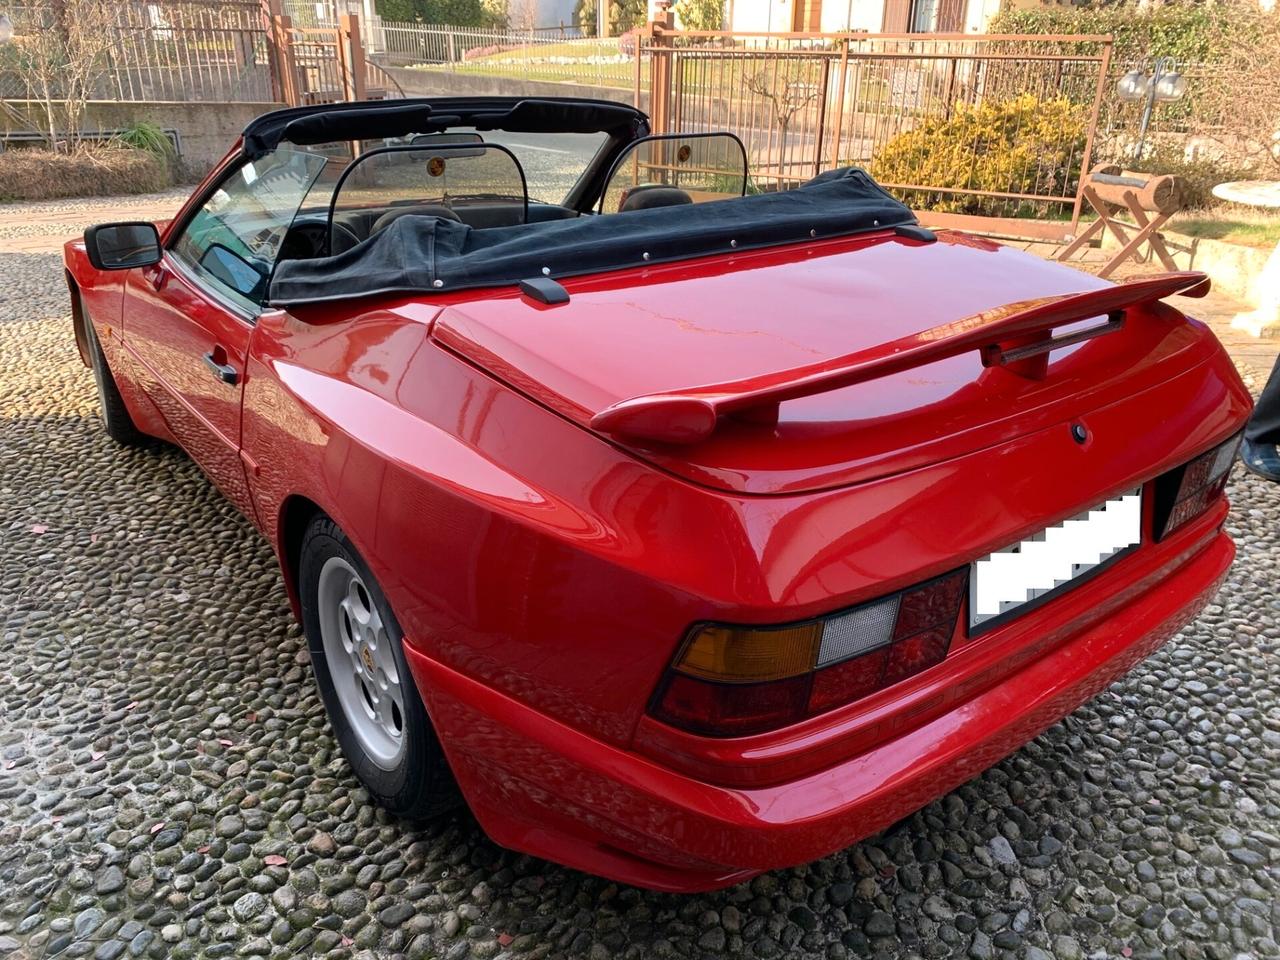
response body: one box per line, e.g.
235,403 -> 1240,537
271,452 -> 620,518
893,572 -> 966,641
883,626 -> 952,685
1154,433 -> 1241,540
806,648 -> 887,713
650,571 -> 966,737
653,673 -> 811,737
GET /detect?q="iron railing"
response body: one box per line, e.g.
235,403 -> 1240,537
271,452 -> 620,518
1,0 -> 276,102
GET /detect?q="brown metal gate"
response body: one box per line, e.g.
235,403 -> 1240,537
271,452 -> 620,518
263,0 -> 403,106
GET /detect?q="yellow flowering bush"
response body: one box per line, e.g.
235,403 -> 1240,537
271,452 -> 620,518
870,94 -> 1088,216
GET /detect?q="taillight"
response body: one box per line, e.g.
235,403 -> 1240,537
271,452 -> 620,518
650,571 -> 966,737
1153,432 -> 1241,541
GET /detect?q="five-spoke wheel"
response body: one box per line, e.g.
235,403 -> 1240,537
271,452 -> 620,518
317,556 -> 406,768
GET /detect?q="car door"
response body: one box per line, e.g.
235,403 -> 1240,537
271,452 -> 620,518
123,148 -> 328,519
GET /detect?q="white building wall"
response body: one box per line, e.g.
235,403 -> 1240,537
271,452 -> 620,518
819,0 -> 883,32
964,0 -> 1000,33
729,0 -> 1005,35
729,0 -> 792,33
535,0 -> 579,28
731,0 -> 886,34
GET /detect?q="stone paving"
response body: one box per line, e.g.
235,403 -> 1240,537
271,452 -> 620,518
0,195 -> 1278,960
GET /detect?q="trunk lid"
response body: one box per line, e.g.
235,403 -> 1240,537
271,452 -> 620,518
430,231 -> 1213,494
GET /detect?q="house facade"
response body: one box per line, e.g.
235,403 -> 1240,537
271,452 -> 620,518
724,0 -> 1002,34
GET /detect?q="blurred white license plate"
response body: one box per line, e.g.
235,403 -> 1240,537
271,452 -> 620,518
970,489 -> 1142,632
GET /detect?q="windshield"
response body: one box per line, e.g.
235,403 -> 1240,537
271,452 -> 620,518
460,128 -> 608,205
601,133 -> 749,214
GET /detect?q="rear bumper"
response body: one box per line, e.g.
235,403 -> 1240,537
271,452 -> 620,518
405,526 -> 1233,892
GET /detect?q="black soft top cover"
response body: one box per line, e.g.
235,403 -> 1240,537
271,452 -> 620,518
242,96 -> 647,159
270,168 -> 915,306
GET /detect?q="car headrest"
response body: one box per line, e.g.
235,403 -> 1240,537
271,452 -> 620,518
618,185 -> 693,213
371,204 -> 463,235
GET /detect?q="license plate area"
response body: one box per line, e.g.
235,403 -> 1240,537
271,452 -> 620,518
969,489 -> 1143,635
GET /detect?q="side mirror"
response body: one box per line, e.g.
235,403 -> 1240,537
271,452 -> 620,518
84,222 -> 162,270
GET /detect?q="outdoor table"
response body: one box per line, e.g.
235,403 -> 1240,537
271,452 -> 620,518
1212,181 -> 1280,337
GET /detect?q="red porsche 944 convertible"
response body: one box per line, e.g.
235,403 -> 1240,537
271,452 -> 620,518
65,97 -> 1251,892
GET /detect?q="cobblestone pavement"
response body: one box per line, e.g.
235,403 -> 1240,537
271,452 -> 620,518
0,197 -> 1278,960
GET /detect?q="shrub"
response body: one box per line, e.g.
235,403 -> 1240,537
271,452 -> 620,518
115,121 -> 174,159
869,94 -> 1086,216
575,0 -> 646,36
675,0 -> 723,31
0,145 -> 170,202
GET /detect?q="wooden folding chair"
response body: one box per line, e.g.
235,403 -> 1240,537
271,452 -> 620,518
1059,165 -> 1186,278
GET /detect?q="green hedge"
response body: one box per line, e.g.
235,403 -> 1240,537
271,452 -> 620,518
989,6 -> 1240,65
375,0 -> 504,27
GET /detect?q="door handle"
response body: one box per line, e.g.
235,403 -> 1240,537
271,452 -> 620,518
203,351 -> 238,386
144,263 -> 170,291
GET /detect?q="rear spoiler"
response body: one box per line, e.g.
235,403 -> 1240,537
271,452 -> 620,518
590,271 -> 1210,446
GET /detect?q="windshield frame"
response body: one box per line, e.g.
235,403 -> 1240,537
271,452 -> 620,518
325,142 -> 530,254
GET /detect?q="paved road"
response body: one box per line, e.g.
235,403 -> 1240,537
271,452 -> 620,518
0,195 -> 1277,960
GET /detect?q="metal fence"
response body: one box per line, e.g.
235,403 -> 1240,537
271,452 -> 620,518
272,14 -> 406,106
640,28 -> 1114,224
104,0 -> 276,102
1,4 -> 1123,227
0,1 -> 415,108
281,0 -> 340,27
376,21 -> 610,84
2,0 -> 277,102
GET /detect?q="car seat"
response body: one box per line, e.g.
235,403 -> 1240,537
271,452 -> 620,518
617,185 -> 693,212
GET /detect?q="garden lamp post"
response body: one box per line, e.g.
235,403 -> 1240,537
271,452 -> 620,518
1116,57 -> 1187,161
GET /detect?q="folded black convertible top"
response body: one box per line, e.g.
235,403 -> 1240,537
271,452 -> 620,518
269,167 -> 916,307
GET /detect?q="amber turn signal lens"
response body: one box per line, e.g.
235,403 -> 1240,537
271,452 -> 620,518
675,623 -> 822,683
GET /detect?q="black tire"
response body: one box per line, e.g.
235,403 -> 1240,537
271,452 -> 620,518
80,295 -> 146,446
299,515 -> 458,819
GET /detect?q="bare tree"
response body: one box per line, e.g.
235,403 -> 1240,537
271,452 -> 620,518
1191,5 -> 1280,178
508,0 -> 538,32
745,63 -> 821,173
3,0 -> 120,151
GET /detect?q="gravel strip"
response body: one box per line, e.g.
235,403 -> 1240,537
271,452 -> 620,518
1,234 -> 1278,960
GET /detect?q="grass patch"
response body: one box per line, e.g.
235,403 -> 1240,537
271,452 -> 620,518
1169,211 -> 1280,250
463,39 -> 622,60
407,37 -> 636,88
415,60 -> 637,87
0,145 -> 171,202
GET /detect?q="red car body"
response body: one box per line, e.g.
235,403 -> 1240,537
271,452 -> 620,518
65,99 -> 1252,892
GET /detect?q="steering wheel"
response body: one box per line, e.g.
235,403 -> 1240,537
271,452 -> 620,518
327,221 -> 364,256
277,220 -> 363,262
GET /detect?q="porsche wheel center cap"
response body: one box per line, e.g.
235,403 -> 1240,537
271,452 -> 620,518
360,647 -> 376,674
